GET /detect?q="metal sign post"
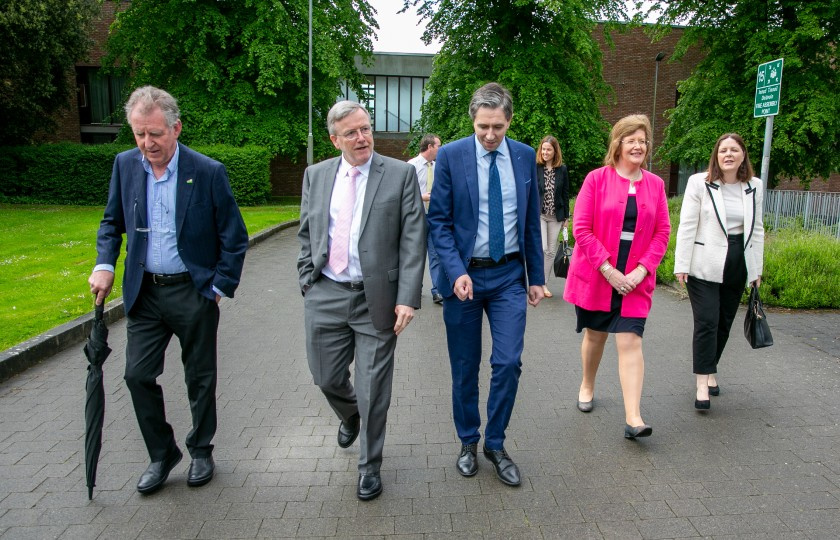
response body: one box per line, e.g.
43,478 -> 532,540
754,58 -> 783,183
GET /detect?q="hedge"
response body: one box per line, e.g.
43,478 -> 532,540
0,143 -> 272,206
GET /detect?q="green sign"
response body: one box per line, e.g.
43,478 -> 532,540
754,58 -> 783,118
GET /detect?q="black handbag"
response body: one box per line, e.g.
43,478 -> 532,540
744,284 -> 773,349
553,227 -> 573,278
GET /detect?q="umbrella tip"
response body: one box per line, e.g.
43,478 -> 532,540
88,486 -> 94,500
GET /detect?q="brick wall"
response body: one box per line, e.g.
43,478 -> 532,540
594,25 -> 705,191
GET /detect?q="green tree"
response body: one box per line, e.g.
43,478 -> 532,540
0,0 -> 100,145
404,0 -> 628,188
648,0 -> 840,187
104,0 -> 377,158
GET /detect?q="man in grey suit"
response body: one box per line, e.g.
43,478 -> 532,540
297,101 -> 426,501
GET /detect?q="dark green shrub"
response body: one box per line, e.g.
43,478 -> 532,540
0,143 -> 272,206
0,144 -> 129,205
192,145 -> 272,206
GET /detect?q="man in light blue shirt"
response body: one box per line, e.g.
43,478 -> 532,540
89,86 -> 248,495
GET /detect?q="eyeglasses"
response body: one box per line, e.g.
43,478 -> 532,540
621,139 -> 649,147
339,126 -> 372,140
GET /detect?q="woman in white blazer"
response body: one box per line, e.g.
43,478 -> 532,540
674,133 -> 764,410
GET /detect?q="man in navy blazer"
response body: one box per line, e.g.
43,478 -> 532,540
427,83 -> 544,487
89,86 -> 248,494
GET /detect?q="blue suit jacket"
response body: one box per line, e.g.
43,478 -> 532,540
427,135 -> 544,297
95,143 -> 249,313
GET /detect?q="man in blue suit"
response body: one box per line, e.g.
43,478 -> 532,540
89,86 -> 248,494
428,82 -> 544,487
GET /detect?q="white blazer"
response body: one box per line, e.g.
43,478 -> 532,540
674,172 -> 764,284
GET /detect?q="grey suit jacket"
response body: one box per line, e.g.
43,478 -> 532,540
297,152 -> 426,331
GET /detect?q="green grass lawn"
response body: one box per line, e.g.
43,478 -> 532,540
0,204 -> 299,350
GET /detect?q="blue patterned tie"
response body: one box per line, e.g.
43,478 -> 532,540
488,150 -> 505,262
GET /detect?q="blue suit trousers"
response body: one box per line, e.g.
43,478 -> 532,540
442,259 -> 526,450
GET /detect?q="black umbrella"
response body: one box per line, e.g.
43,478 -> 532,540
83,302 -> 111,500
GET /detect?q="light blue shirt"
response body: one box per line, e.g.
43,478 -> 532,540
93,145 -> 226,297
473,136 -> 518,257
142,145 -> 187,275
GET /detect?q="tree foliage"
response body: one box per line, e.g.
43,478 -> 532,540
0,0 -> 100,145
647,0 -> 840,187
104,0 -> 377,158
404,0 -> 628,189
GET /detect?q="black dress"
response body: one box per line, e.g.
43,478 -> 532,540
575,193 -> 646,337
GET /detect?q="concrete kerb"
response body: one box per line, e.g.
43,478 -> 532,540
0,219 -> 300,383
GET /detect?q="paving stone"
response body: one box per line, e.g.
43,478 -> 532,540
1,227 -> 839,539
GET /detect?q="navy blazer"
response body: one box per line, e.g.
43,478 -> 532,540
427,135 -> 544,297
95,143 -> 248,313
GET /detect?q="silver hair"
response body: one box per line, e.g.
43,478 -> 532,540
469,83 -> 513,121
124,86 -> 180,128
327,100 -> 371,135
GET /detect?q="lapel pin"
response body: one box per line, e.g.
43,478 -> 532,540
186,178 -> 193,184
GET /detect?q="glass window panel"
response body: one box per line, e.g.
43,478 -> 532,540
411,78 -> 424,130
399,77 -> 411,132
387,77 -> 399,131
89,71 -> 111,124
375,76 -> 387,131
109,76 -> 126,124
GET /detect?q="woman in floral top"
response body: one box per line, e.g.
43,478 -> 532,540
536,135 -> 570,297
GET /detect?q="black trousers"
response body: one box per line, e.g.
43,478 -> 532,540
686,234 -> 747,374
125,277 -> 220,460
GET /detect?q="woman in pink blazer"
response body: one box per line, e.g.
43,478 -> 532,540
563,115 -> 671,439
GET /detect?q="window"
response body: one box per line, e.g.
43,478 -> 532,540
339,75 -> 429,133
76,67 -> 127,143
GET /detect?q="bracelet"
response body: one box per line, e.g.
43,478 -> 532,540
600,262 -> 612,274
605,269 -> 615,282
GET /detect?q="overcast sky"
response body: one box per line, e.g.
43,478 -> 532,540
367,0 -> 655,54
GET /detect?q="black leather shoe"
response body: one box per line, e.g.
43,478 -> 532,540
482,445 -> 521,486
624,424 -> 653,439
708,385 -> 720,396
456,443 -> 478,477
432,293 -> 444,304
357,473 -> 382,501
577,399 -> 594,412
695,399 -> 711,410
187,456 -> 215,487
337,416 -> 360,448
137,447 -> 182,494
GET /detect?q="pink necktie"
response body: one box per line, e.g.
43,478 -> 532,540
329,167 -> 360,275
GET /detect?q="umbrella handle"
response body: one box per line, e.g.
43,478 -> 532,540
94,302 -> 104,321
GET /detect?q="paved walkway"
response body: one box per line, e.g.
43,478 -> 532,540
1,227 -> 839,539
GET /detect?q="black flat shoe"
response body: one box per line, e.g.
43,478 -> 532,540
337,416 -> 360,448
695,399 -> 711,410
137,447 -> 182,494
577,399 -> 594,413
708,385 -> 720,396
187,456 -> 215,487
357,473 -> 382,501
624,424 -> 652,439
456,443 -> 478,477
482,445 -> 521,486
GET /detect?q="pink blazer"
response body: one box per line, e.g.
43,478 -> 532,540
563,166 -> 671,318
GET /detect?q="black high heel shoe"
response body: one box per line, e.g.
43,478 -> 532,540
695,398 -> 710,410
708,385 -> 720,396
624,424 -> 652,439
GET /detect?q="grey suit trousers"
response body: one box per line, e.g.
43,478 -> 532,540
304,277 -> 397,474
